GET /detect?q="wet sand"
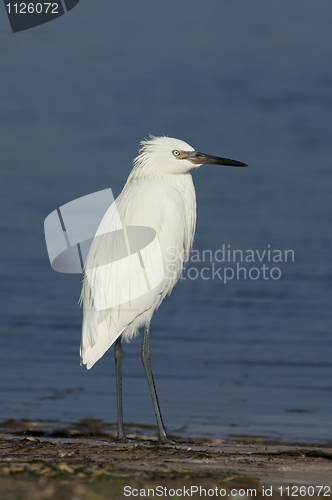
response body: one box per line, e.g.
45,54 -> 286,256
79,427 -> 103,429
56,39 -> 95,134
0,420 -> 332,499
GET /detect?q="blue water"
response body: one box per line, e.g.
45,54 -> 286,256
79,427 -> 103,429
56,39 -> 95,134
0,0 -> 332,443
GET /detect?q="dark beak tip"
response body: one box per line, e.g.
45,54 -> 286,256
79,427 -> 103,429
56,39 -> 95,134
226,160 -> 248,168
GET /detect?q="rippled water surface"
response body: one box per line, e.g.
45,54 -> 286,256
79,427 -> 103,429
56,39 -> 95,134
0,1 -> 332,443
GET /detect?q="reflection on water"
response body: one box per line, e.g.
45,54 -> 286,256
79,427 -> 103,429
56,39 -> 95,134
0,0 -> 331,443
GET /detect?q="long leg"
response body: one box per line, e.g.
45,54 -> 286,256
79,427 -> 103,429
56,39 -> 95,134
114,336 -> 126,441
141,320 -> 168,443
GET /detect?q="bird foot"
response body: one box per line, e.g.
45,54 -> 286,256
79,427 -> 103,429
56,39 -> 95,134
115,435 -> 129,443
157,435 -> 175,445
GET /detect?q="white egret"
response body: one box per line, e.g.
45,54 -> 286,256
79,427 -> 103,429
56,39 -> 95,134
80,136 -> 247,443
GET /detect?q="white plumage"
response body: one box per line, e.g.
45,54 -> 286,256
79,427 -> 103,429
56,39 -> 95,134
80,137 -> 197,369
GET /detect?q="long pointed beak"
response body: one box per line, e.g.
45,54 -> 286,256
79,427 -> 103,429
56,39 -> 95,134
187,151 -> 248,167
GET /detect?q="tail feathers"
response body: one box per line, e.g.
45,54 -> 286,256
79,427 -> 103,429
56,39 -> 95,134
80,317 -> 124,369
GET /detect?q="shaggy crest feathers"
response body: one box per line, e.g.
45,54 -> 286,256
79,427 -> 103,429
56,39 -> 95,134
125,136 -> 195,184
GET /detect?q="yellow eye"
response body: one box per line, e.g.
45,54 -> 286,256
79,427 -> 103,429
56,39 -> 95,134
172,150 -> 181,157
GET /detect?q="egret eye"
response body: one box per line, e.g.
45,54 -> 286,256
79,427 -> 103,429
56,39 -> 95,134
172,150 -> 181,157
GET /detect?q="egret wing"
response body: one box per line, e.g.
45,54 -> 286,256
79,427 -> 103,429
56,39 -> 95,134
80,181 -> 186,368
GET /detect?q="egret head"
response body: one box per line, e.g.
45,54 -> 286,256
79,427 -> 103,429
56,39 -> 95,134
132,136 -> 247,178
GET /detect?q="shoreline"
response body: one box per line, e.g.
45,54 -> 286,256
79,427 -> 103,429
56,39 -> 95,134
1,420 -> 332,499
1,418 -> 330,447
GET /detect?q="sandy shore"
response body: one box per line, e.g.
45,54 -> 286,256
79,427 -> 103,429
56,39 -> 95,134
0,420 -> 331,499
